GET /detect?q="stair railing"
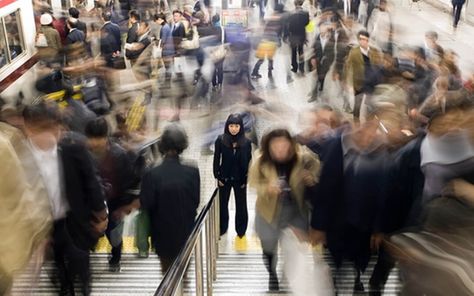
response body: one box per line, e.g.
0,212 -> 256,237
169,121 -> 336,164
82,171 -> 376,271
154,188 -> 220,296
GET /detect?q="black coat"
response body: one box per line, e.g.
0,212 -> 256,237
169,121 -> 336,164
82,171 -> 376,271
126,22 -> 139,44
103,22 -> 121,53
76,20 -> 87,38
59,141 -> 107,250
312,33 -> 336,79
213,135 -> 252,185
66,29 -> 85,45
140,157 -> 200,258
311,134 -> 390,270
95,141 -> 138,212
286,8 -> 309,46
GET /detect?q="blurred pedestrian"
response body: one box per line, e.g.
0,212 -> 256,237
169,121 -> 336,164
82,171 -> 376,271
452,0 -> 466,28
85,117 -> 139,272
22,103 -> 108,296
249,128 -> 320,291
285,0 -> 309,75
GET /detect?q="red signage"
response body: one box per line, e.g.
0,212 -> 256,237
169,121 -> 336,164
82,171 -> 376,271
0,0 -> 16,9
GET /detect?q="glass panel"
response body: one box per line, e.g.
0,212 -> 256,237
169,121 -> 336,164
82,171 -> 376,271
4,10 -> 24,62
0,19 -> 8,69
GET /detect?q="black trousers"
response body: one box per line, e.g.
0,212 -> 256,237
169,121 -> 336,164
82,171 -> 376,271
369,245 -> 396,289
252,58 -> 274,75
105,218 -> 123,263
291,45 -> 305,73
212,60 -> 224,87
53,219 -> 91,295
452,3 -> 464,27
219,181 -> 248,237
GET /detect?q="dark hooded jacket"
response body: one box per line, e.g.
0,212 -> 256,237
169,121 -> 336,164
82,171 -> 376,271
213,114 -> 252,185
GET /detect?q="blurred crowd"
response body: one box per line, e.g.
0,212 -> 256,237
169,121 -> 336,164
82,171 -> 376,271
1,0 -> 474,295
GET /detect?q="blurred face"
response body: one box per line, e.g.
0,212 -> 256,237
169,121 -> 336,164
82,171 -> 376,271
137,22 -> 149,35
87,137 -> 107,155
228,124 -> 241,136
359,34 -> 369,50
269,136 -> 293,163
25,122 -> 60,151
173,12 -> 181,23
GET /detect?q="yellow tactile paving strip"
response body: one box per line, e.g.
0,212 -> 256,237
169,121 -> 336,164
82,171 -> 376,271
97,234 -> 323,254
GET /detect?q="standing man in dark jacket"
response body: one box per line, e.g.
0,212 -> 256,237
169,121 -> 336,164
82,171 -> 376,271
140,124 -> 200,273
213,114 -> 252,239
126,10 -> 140,45
286,0 -> 309,75
102,11 -> 121,53
22,103 -> 107,296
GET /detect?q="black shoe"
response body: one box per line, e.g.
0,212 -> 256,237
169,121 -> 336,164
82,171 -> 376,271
307,96 -> 318,103
354,280 -> 365,292
251,73 -> 262,79
109,261 -> 121,272
81,282 -> 91,296
269,272 -> 279,291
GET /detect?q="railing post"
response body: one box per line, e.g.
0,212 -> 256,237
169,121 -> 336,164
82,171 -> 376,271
213,196 -> 219,280
195,233 -> 204,296
205,217 -> 213,296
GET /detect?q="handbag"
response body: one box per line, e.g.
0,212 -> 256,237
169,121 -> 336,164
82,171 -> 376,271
255,40 -> 277,59
152,39 -> 162,59
210,26 -> 227,62
81,76 -> 110,115
180,26 -> 200,50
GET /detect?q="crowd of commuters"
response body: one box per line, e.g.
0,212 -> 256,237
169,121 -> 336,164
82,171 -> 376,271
1,0 -> 474,295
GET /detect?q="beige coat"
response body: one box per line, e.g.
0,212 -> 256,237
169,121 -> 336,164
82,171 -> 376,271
0,124 -> 52,278
248,144 -> 320,225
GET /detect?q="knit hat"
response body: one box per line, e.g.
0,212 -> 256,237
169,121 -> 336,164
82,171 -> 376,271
40,13 -> 53,25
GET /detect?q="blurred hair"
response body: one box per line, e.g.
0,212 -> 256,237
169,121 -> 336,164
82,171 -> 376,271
23,102 -> 62,128
425,30 -> 438,40
172,10 -> 183,16
294,0 -> 304,7
85,117 -> 109,138
260,129 -> 296,164
129,10 -> 140,21
158,124 -> 189,155
68,7 -> 80,18
102,10 -> 112,21
358,30 -> 370,38
154,13 -> 167,22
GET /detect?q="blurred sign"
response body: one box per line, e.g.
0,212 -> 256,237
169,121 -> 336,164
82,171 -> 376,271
222,9 -> 248,27
0,0 -> 16,8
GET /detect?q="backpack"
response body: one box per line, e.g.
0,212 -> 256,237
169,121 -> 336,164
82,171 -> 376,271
35,32 -> 48,47
81,76 -> 110,115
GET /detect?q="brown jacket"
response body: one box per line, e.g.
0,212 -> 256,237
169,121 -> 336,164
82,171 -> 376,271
345,46 -> 383,93
37,25 -> 62,58
248,144 -> 320,225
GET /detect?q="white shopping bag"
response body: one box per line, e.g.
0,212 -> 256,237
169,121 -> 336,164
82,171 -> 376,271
173,56 -> 186,74
280,228 -> 335,296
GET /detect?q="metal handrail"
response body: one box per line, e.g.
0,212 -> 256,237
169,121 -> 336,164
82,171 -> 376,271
155,188 -> 220,296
